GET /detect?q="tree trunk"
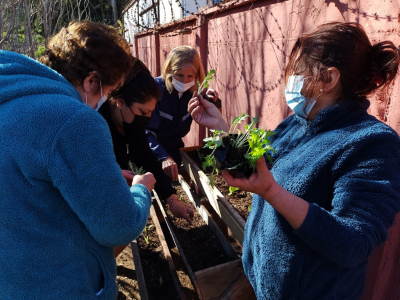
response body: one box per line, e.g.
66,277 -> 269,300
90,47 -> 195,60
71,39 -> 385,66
23,0 -> 35,58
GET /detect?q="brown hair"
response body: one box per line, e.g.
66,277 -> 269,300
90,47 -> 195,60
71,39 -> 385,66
162,45 -> 205,93
285,22 -> 400,98
110,58 -> 160,105
40,20 -> 134,87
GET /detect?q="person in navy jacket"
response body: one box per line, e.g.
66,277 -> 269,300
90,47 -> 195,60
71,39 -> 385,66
146,46 -> 219,181
188,22 -> 400,300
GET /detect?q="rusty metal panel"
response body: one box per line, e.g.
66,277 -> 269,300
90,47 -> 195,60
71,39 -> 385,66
136,33 -> 157,77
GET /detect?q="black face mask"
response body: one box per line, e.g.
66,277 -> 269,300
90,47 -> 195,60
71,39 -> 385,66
121,106 -> 151,134
132,114 -> 151,128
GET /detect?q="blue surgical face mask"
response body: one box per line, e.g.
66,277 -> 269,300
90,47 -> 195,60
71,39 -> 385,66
285,75 -> 322,118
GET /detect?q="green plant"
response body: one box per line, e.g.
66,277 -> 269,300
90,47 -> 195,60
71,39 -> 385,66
142,224 -> 154,244
128,160 -> 146,175
159,276 -> 164,286
197,69 -> 215,94
202,113 -> 275,186
248,205 -> 251,212
228,186 -> 240,195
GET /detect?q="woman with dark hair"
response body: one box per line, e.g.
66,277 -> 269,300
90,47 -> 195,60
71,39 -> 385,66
0,20 -> 155,299
99,59 -> 194,257
188,22 -> 400,299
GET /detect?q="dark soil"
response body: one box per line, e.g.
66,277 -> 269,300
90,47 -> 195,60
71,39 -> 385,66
116,215 -> 197,300
186,150 -> 253,221
164,183 -> 235,272
215,134 -> 252,178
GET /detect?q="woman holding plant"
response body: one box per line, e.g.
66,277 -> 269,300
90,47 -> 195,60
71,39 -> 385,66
146,45 -> 219,181
98,58 -> 194,257
188,22 -> 400,300
0,21 -> 155,300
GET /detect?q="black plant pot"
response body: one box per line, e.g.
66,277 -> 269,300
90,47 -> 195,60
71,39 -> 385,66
214,134 -> 253,178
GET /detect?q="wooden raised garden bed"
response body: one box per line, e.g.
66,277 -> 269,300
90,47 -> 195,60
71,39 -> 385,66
153,175 -> 255,300
117,204 -> 187,300
181,148 -> 252,245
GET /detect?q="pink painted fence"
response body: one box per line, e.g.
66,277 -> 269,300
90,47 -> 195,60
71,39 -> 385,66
133,1 -> 400,299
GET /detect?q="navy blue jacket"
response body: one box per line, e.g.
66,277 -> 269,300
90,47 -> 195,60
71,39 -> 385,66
146,77 -> 193,166
243,98 -> 400,300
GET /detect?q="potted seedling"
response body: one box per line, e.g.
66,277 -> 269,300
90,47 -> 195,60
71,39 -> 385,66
202,113 -> 275,186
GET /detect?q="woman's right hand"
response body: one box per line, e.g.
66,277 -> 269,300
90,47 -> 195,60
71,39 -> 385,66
162,157 -> 179,181
188,91 -> 229,131
132,172 -> 156,192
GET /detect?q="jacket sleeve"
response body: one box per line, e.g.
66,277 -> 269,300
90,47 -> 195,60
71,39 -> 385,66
48,108 -> 152,247
134,128 -> 176,200
146,103 -> 171,162
295,131 -> 400,268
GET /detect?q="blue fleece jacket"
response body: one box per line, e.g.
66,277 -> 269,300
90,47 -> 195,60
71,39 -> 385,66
0,50 -> 152,300
243,98 -> 400,300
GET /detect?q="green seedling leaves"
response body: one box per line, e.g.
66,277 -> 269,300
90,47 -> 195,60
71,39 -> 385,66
128,160 -> 146,175
159,276 -> 164,286
228,186 -> 240,195
198,69 -> 216,94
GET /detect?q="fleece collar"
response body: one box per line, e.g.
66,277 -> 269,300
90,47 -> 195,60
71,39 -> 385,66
295,97 -> 370,134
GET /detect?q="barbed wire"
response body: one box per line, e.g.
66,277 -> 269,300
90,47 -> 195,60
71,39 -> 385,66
123,0 -> 241,37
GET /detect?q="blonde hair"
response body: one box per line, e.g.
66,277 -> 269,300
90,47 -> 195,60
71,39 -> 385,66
162,45 -> 205,93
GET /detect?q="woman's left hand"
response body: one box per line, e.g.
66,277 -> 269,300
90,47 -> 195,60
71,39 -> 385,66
221,156 -> 283,201
167,194 -> 194,225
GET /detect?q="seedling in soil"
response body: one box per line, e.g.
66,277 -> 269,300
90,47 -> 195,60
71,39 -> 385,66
248,205 -> 251,212
142,224 -> 154,244
128,160 -> 146,175
228,186 -> 240,195
197,69 -> 215,94
202,113 -> 275,186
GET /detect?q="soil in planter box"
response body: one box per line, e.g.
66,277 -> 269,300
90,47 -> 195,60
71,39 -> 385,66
165,183 -> 235,272
186,150 -> 253,221
116,216 -> 188,300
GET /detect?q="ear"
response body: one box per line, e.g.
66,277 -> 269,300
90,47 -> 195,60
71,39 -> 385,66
115,98 -> 124,109
323,67 -> 340,92
82,72 -> 99,94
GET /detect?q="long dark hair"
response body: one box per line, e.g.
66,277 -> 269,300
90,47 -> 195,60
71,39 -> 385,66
110,58 -> 160,105
285,22 -> 400,98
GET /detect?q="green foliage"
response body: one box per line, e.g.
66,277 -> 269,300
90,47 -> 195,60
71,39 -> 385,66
35,45 -> 46,59
228,186 -> 239,195
128,160 -> 146,175
248,205 -> 251,212
197,69 -> 216,94
202,114 -> 275,186
159,276 -> 164,286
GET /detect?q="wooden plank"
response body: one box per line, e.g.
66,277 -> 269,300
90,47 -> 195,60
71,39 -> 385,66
149,204 -> 187,300
153,190 -> 204,300
195,259 -> 243,300
179,175 -> 238,259
199,171 -> 221,215
181,150 -> 207,197
130,240 -> 149,300
217,197 -> 245,245
218,271 -> 256,300
182,149 -> 246,244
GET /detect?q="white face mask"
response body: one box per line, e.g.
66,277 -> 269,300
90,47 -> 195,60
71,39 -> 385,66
95,80 -> 107,111
84,80 -> 107,111
284,75 -> 322,118
172,77 -> 195,93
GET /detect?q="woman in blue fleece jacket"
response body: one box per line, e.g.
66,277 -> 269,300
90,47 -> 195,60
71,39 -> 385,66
0,21 -> 155,300
189,22 -> 400,299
